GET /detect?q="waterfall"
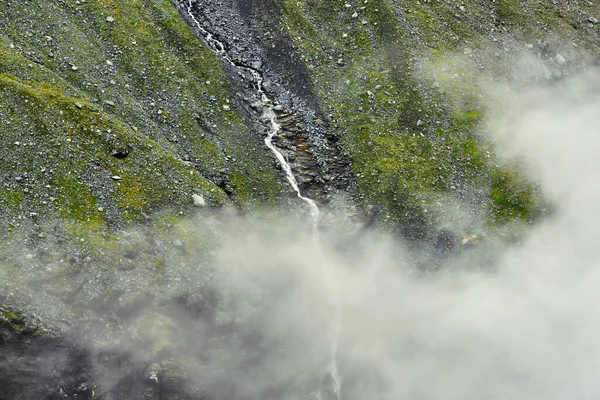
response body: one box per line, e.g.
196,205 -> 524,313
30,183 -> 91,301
181,2 -> 340,397
182,0 -> 319,229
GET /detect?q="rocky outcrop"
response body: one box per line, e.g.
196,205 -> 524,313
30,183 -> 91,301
271,110 -> 353,200
0,317 -> 204,399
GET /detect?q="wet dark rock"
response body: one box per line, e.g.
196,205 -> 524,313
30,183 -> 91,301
0,317 -> 202,400
0,321 -> 94,400
112,149 -> 129,159
433,229 -> 457,254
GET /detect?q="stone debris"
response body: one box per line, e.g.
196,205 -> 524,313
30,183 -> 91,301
462,235 -> 481,247
192,194 -> 206,207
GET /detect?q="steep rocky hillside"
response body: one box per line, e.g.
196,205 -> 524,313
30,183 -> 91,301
1,0 -> 600,398
0,0 -> 283,235
2,0 -> 599,240
181,0 -> 600,241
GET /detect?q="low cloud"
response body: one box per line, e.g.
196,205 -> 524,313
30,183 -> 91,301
3,67 -> 600,399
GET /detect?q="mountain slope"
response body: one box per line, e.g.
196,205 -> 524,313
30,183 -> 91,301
1,0 -> 600,398
0,0 -> 282,233
189,0 -> 600,240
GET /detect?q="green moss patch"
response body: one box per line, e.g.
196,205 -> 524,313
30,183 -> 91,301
489,168 -> 541,224
2,310 -> 26,331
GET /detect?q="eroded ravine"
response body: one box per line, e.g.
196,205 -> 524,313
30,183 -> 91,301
182,0 -> 319,228
180,0 -> 344,397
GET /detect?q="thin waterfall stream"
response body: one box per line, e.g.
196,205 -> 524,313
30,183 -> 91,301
183,0 -> 319,229
183,1 -> 340,397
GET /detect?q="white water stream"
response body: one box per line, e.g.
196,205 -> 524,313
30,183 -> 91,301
183,1 -> 340,397
183,0 -> 319,228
